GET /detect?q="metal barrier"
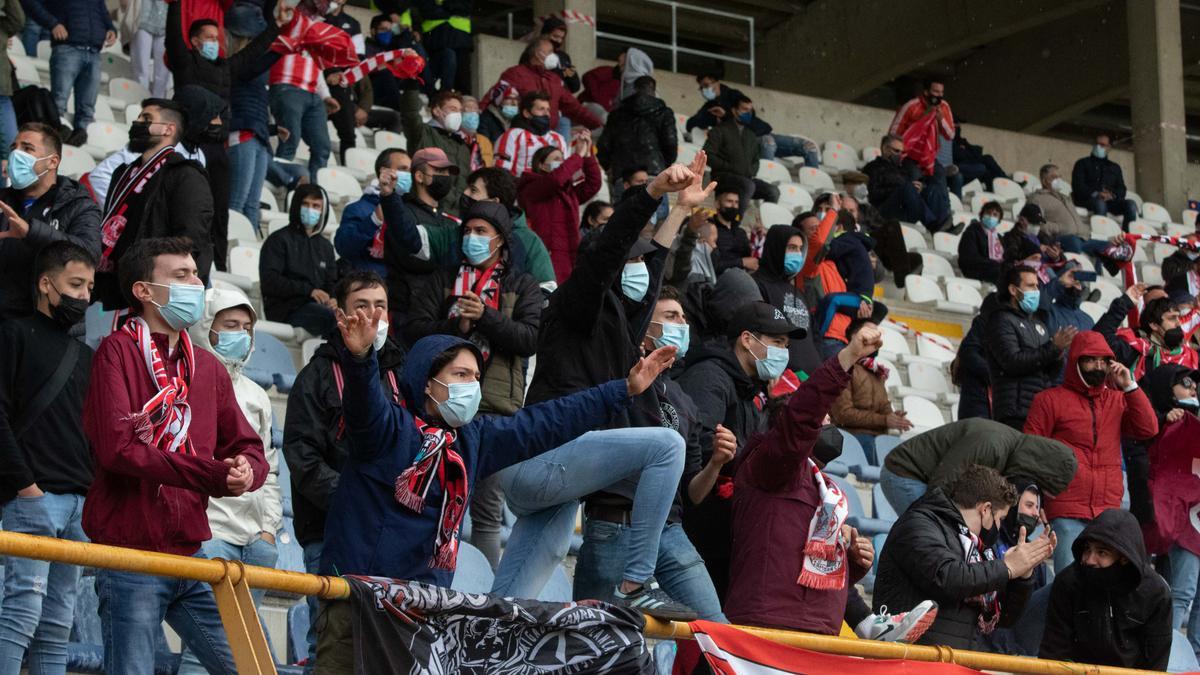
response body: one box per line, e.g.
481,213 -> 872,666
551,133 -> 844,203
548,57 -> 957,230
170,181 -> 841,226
0,531 -> 1165,675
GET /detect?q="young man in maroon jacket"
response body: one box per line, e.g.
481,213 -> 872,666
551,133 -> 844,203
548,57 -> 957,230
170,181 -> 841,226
82,236 -> 268,675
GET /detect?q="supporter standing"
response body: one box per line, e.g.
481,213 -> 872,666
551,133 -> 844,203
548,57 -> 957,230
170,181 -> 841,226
495,37 -> 601,135
363,14 -> 419,113
0,123 -> 100,319
165,0 -> 286,100
122,0 -> 169,97
874,464 -> 1055,649
0,242 -> 94,675
1071,133 -> 1139,225
1040,509 -> 1172,670
95,99 -> 214,310
954,313 -> 992,420
415,0 -> 471,94
493,90 -> 568,178
579,51 -> 623,115
1024,331 -> 1158,572
173,84 -> 233,271
83,236 -> 267,675
685,73 -> 819,168
259,184 -> 338,337
1095,283 -> 1199,381
400,87 -> 470,214
596,75 -> 677,203
269,24 -> 342,183
889,79 -> 954,191
516,132 -> 601,282
984,265 -> 1075,429
178,287 -> 282,674
831,319 -> 912,463
703,94 -> 779,205
334,148 -> 414,278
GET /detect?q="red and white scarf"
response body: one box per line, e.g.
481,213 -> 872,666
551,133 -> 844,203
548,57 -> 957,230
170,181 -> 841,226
858,357 -> 889,382
394,417 -> 468,571
959,523 -> 1001,634
447,262 -> 503,361
798,461 -> 850,590
121,316 -> 195,455
98,146 -> 176,271
339,48 -> 424,87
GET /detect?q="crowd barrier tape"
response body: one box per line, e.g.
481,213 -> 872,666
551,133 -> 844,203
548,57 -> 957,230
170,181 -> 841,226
0,531 -> 1166,675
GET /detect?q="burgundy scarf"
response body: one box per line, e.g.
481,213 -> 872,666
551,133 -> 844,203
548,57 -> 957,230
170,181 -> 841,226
447,262 -> 503,361
98,146 -> 175,271
394,417 -> 468,571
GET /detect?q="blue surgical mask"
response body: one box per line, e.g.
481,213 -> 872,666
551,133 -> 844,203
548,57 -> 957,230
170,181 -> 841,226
751,334 -> 789,382
1178,397 -> 1200,410
396,170 -> 412,194
783,251 -> 805,276
300,207 -> 321,229
432,378 -> 481,427
621,261 -> 650,302
1093,144 -> 1107,159
462,234 -> 496,266
213,329 -> 252,363
653,321 -> 690,358
547,160 -> 563,172
981,215 -> 1000,230
461,111 -> 480,132
501,105 -> 519,120
737,111 -> 754,124
8,149 -> 49,190
700,86 -> 717,101
375,30 -> 392,46
199,40 -> 219,61
1019,289 -> 1041,314
148,282 -> 205,330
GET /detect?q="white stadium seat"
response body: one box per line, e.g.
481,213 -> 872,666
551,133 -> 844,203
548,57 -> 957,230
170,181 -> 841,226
901,395 -> 946,431
1092,279 -> 1122,308
920,252 -> 954,279
228,245 -> 261,281
316,167 -> 363,203
945,278 -> 984,309
861,146 -> 880,163
992,178 -> 1024,203
777,182 -> 813,211
759,202 -> 794,227
228,210 -> 258,246
797,166 -> 835,194
904,274 -> 944,304
900,224 -> 928,252
948,192 -> 964,214
58,146 -> 96,178
1080,301 -> 1106,323
373,130 -> 406,150
108,77 -> 150,106
821,141 -> 857,171
1182,209 -> 1197,227
1090,215 -> 1122,239
933,232 -> 960,257
756,160 -> 792,185
1128,220 -> 1161,236
1012,170 -> 1037,189
970,191 -> 1001,213
878,327 -> 912,360
1142,202 -> 1170,224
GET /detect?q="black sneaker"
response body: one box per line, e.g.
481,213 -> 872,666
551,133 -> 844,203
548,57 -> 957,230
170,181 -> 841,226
611,578 -> 698,621
65,127 -> 87,147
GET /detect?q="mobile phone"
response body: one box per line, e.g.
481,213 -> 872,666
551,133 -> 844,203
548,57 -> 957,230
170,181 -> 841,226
1074,270 -> 1098,282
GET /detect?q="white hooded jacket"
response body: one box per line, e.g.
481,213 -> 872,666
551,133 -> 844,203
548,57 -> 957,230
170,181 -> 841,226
187,287 -> 283,546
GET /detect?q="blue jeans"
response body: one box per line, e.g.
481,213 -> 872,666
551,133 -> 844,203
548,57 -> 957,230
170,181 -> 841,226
269,84 -> 330,182
1050,517 -> 1089,575
574,520 -> 726,622
852,433 -> 879,466
177,536 -> 279,674
879,181 -> 938,227
49,44 -> 101,130
1169,545 -> 1200,650
820,337 -> 845,361
287,301 -> 336,337
760,133 -> 820,169
96,553 -> 236,675
20,19 -> 48,57
423,47 -> 458,96
879,467 -> 927,514
1085,196 -> 1139,225
302,541 -> 322,674
492,428 -> 685,599
0,493 -> 87,675
228,137 -> 272,235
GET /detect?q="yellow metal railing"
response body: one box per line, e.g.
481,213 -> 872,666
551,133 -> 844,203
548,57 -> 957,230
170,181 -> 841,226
0,531 -> 1166,675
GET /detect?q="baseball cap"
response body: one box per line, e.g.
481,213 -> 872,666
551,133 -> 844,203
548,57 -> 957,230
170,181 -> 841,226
411,147 -> 460,175
1019,203 -> 1046,225
728,301 -> 805,339
626,237 -> 657,260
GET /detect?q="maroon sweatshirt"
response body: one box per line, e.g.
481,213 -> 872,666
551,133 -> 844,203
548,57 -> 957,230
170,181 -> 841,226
726,356 -> 869,634
82,330 -> 267,555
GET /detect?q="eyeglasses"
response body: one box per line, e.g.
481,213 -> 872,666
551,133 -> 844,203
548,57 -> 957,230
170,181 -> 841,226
1181,377 -> 1197,390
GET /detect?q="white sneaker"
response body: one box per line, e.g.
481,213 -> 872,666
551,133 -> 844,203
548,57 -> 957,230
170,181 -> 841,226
854,600 -> 938,643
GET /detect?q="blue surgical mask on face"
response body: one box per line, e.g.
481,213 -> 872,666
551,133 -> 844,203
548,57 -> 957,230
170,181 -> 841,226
700,86 -> 717,101
653,321 -> 690,358
1178,397 -> 1200,410
376,30 -> 392,46
501,105 -> 519,120
213,329 -> 252,363
1019,289 -> 1041,314
148,282 -> 205,330
461,111 -> 480,132
751,334 -> 789,382
300,207 -> 321,229
981,215 -> 1000,230
621,261 -> 650,302
395,170 -> 413,194
783,251 -> 805,276
737,111 -> 754,124
199,40 -> 219,61
432,378 -> 482,427
462,234 -> 496,266
8,149 -> 49,190
1093,144 -> 1107,159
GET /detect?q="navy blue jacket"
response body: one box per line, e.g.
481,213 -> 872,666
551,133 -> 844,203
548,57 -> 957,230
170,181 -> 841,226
334,189 -> 419,279
23,0 -> 112,48
1071,155 -> 1127,207
321,334 -> 631,585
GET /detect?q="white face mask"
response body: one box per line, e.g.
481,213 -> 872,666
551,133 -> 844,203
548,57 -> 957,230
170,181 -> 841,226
543,52 -> 561,70
441,111 -> 462,132
373,319 -> 389,351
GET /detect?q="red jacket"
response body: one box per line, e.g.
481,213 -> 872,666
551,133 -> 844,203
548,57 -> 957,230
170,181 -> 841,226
1025,331 -> 1158,521
517,153 -> 602,283
726,356 -> 869,634
83,330 -> 267,555
579,65 -> 621,112
495,63 -> 603,130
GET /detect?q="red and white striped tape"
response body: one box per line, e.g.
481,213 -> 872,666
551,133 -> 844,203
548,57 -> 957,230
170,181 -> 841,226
537,9 -> 596,27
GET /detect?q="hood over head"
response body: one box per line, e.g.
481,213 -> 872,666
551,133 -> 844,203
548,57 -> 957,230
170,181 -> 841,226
703,268 -> 761,337
173,84 -> 227,144
400,334 -> 484,415
1071,508 -> 1153,582
461,199 -> 514,245
188,287 -> 258,373
619,48 -> 654,99
1063,330 -> 1115,396
757,224 -> 804,279
289,183 -> 332,234
1139,362 -> 1199,416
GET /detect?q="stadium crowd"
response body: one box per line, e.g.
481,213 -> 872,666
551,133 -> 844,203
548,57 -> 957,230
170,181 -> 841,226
0,0 -> 1195,673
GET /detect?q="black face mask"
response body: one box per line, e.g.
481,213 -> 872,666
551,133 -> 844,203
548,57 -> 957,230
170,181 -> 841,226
458,193 -> 477,213
719,207 -> 740,223
887,152 -> 902,165
980,517 -> 1001,548
200,122 -> 224,143
528,114 -> 551,135
927,94 -> 943,106
1079,563 -> 1126,588
1080,367 -> 1108,388
1164,326 -> 1185,350
128,120 -> 157,153
49,284 -> 88,327
1012,513 -> 1040,541
425,174 -> 453,201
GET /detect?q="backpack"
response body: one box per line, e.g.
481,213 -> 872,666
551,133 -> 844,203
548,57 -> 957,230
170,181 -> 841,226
12,85 -> 64,130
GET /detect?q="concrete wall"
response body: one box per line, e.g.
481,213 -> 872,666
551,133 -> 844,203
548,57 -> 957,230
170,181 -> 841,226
475,33 -> 1200,209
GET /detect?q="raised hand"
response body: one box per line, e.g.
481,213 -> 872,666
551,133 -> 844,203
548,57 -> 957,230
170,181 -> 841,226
1052,325 -> 1078,350
626,346 -> 677,396
0,200 -> 30,240
647,164 -> 696,199
839,323 -> 883,370
1107,360 -> 1133,390
1125,282 -> 1147,302
1004,526 -> 1054,579
337,306 -> 384,357
675,151 -> 717,209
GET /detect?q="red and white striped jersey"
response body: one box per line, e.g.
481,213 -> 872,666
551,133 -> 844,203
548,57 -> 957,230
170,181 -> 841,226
493,128 -> 567,176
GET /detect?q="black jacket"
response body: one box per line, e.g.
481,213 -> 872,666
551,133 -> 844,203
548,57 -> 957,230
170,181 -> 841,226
684,84 -> 769,136
383,194 -> 457,316
96,153 -> 214,310
957,221 -> 1004,284
0,176 -> 101,319
828,230 -> 875,298
874,488 -> 1034,649
259,201 -> 337,322
596,92 -> 678,177
525,186 -> 662,420
984,300 -> 1062,423
165,0 -> 279,102
0,313 -> 93,503
703,116 -> 759,180
956,313 -> 992,420
283,335 -> 406,546
1040,509 -> 1172,670
712,215 -> 750,274
1071,155 -> 1127,207
863,156 -> 908,209
754,224 -> 821,377
1161,249 -> 1194,287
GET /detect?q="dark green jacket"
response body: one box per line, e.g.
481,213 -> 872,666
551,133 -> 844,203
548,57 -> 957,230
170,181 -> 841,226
400,88 -> 470,215
702,116 -> 760,179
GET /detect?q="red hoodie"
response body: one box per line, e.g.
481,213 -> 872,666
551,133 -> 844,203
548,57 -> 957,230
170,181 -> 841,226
83,330 -> 267,555
1024,331 -> 1157,521
517,153 -> 602,282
